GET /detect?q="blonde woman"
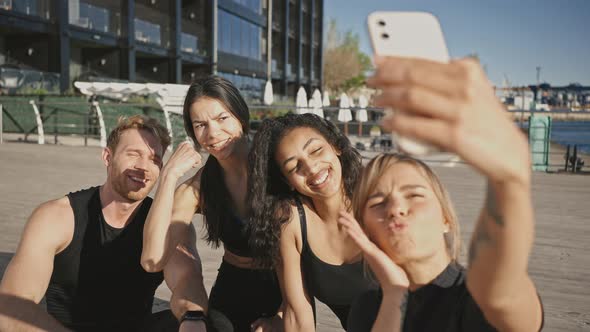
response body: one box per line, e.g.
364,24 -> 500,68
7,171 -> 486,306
339,56 -> 543,331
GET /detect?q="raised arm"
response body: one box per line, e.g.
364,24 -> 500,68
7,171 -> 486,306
279,209 -> 315,332
163,223 -> 208,332
0,199 -> 73,332
372,56 -> 542,331
141,142 -> 202,272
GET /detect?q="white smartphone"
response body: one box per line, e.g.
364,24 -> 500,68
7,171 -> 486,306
367,11 -> 449,156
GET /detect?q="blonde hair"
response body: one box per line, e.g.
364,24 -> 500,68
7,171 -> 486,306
106,115 -> 171,154
352,153 -> 461,261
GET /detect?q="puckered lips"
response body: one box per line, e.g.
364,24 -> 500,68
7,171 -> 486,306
306,168 -> 331,190
386,218 -> 408,233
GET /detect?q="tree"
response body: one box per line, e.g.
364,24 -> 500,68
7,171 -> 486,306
323,19 -> 372,96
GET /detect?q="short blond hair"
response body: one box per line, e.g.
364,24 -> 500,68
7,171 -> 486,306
353,153 -> 461,261
106,115 -> 171,153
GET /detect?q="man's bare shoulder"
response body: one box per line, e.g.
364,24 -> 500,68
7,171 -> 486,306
33,197 -> 73,221
25,197 -> 74,252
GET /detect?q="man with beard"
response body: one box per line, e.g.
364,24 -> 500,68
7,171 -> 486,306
0,115 -> 208,332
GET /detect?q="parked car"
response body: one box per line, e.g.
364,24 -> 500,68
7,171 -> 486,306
371,135 -> 394,151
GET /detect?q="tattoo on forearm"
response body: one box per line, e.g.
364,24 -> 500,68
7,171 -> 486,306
486,182 -> 504,226
468,221 -> 492,266
468,183 -> 504,266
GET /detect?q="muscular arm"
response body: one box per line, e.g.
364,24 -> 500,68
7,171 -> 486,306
467,180 -> 542,332
142,171 -> 201,272
0,199 -> 72,332
163,223 -> 208,332
279,209 -> 315,332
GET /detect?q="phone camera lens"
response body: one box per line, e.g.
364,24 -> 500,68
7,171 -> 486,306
381,33 -> 389,39
378,20 -> 386,26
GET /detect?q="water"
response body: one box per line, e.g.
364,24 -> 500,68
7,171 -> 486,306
550,121 -> 590,154
519,120 -> 590,154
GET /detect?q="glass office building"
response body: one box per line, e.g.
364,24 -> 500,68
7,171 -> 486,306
0,0 -> 323,101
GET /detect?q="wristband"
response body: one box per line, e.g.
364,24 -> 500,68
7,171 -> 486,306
180,310 -> 207,324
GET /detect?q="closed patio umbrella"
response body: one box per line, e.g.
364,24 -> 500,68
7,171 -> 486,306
263,80 -> 274,106
296,86 -> 308,114
322,90 -> 330,107
356,94 -> 368,136
338,92 -> 352,135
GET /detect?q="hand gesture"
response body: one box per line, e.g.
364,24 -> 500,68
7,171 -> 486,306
163,141 -> 202,180
338,211 -> 409,294
370,56 -> 530,186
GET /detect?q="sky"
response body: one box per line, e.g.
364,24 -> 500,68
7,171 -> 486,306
323,0 -> 590,87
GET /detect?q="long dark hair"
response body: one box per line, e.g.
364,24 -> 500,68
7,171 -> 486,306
182,75 -> 249,247
247,113 -> 362,268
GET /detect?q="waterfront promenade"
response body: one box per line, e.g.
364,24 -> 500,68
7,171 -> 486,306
0,141 -> 589,331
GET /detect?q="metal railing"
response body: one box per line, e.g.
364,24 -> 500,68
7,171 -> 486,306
1,100 -> 588,173
0,67 -> 60,95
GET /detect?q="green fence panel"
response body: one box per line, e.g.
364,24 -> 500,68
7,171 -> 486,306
529,115 -> 552,172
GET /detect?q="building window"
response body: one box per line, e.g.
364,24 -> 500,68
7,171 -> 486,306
231,0 -> 261,14
74,3 -> 110,33
218,9 -> 262,61
135,18 -> 161,46
7,0 -> 51,19
181,32 -> 198,54
219,71 -> 265,103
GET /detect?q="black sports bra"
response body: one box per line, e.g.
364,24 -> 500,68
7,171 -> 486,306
295,199 -> 375,329
219,215 -> 252,257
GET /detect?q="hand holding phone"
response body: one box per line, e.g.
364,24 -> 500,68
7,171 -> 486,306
367,11 -> 449,156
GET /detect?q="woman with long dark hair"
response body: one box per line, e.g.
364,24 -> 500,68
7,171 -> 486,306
141,76 -> 282,332
248,113 -> 374,331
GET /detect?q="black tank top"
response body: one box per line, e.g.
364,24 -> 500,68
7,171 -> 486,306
296,199 -> 375,329
219,215 -> 252,256
45,187 -> 164,331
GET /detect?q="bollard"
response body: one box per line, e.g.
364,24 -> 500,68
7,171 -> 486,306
573,145 -> 578,173
84,110 -> 88,147
565,145 -> 570,172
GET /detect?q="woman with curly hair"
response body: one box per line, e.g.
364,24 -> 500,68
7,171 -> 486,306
248,113 -> 375,331
141,76 -> 282,332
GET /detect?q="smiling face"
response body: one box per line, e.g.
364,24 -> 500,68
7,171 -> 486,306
362,162 -> 450,264
275,127 -> 343,200
189,97 -> 244,161
104,128 -> 164,202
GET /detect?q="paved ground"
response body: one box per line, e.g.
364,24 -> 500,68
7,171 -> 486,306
1,139 -> 589,331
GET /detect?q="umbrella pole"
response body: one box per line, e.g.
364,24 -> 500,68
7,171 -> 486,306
344,122 -> 348,136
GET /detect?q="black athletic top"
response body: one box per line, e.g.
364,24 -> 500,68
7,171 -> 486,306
296,200 -> 375,329
45,187 -> 164,332
219,215 -> 252,257
347,262 -> 544,332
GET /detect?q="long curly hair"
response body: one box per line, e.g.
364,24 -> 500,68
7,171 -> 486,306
247,113 -> 362,268
182,75 -> 249,247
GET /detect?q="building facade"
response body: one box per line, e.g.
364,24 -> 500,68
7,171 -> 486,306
0,0 -> 323,101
